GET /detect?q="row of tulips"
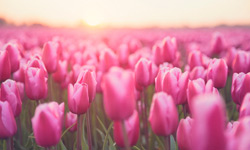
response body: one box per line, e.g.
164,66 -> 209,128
0,27 -> 250,150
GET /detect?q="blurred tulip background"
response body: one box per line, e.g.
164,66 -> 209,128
0,0 -> 250,150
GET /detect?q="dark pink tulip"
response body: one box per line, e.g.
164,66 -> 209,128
118,44 -> 129,67
99,49 -> 118,73
149,92 -> 178,136
161,37 -> 177,63
42,41 -> 59,73
76,68 -> 97,102
52,60 -> 68,84
177,117 -> 193,150
16,82 -> 25,100
13,62 -> 26,83
211,32 -> 226,55
232,50 -> 250,73
188,51 -> 203,70
26,55 -> 48,77
3,43 -> 20,73
0,50 -> 11,82
134,58 -> 158,87
191,93 -> 227,150
187,79 -> 218,113
114,110 -> 139,147
1,79 -> 22,117
0,101 -> 17,139
162,67 -> 189,105
101,67 -> 135,121
226,47 -> 237,68
65,112 -> 77,132
155,63 -> 173,92
25,67 -> 48,100
96,71 -> 103,93
207,58 -> 228,88
239,93 -> 250,118
152,43 -> 163,65
189,66 -> 207,80
231,73 -> 250,105
68,83 -> 89,115
32,102 -> 63,147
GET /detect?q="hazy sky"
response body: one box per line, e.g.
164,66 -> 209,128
0,0 -> 249,27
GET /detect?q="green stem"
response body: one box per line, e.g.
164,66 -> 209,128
77,115 -> 82,150
165,136 -> 170,150
143,88 -> 149,149
121,121 -> 131,150
86,109 -> 92,150
6,138 -> 13,150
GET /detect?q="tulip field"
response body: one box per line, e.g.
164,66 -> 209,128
1,26 -> 250,150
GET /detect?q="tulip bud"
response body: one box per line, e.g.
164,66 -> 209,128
13,62 -> 26,83
0,101 -> 17,139
187,79 -> 218,113
65,112 -> 77,132
25,66 -> 48,100
52,60 -> 68,84
3,43 -> 20,73
191,93 -> 227,150
1,79 -> 22,117
226,47 -> 237,68
42,41 -> 59,73
152,43 -> 164,65
134,58 -> 158,87
239,93 -> 250,118
101,67 -> 135,121
162,67 -> 189,105
76,68 -> 97,102
118,44 -> 129,67
177,117 -> 193,150
0,50 -> 11,82
231,73 -> 250,105
114,110 -> 140,147
161,37 -> 177,63
207,58 -> 228,88
16,82 -> 25,101
149,92 -> 178,136
211,32 -> 226,55
99,49 -> 119,73
188,51 -> 203,70
155,63 -> 173,92
232,50 -> 250,73
68,83 -> 89,115
189,66 -> 207,80
27,55 -> 48,77
32,102 -> 63,147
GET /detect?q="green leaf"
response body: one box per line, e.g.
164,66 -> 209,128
59,140 -> 67,150
102,122 -> 114,150
170,135 -> 177,150
155,136 -> 164,150
61,122 -> 77,138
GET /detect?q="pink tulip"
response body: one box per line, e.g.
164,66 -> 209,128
187,79 -> 218,113
232,50 -> 250,73
42,41 -> 59,73
16,82 -> 25,100
1,79 -> 22,117
211,32 -> 226,55
155,63 -> 173,92
68,83 -> 89,115
189,66 -> 207,80
118,44 -> 129,67
52,60 -> 68,84
239,93 -> 250,118
161,67 -> 189,105
134,58 -> 158,87
76,68 -> 97,102
32,102 -> 64,147
161,37 -> 177,63
152,43 -> 164,65
231,72 -> 250,105
65,112 -> 77,132
191,93 -> 227,150
177,117 -> 193,150
226,47 -> 237,68
0,50 -> 11,82
13,62 -> 26,83
149,92 -> 178,136
0,101 -> 17,139
188,51 -> 203,70
26,55 -> 48,77
113,110 -> 140,147
99,49 -> 118,73
101,67 -> 135,121
207,58 -> 228,88
3,43 -> 20,73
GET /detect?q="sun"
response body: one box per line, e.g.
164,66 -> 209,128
85,18 -> 100,27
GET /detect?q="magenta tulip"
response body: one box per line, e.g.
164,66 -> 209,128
191,93 -> 227,150
207,58 -> 228,88
232,50 -> 250,73
177,117 -> 193,150
1,79 -> 22,117
188,51 -> 203,70
226,47 -> 237,68
99,49 -> 119,73
211,32 -> 226,55
189,66 -> 207,80
0,50 -> 11,82
149,92 -> 178,136
3,43 -> 20,73
65,112 -> 77,132
113,110 -> 140,147
0,101 -> 17,139
42,41 -> 59,73
101,67 -> 135,121
155,63 -> 173,92
52,60 -> 68,84
161,36 -> 177,63
32,102 -> 64,147
68,83 -> 89,115
231,72 -> 250,105
239,93 -> 250,118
